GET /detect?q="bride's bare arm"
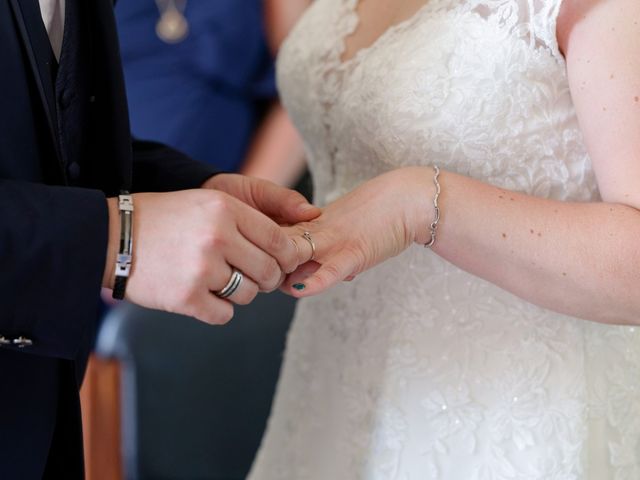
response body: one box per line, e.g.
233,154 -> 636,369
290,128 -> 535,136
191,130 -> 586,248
283,0 -> 640,326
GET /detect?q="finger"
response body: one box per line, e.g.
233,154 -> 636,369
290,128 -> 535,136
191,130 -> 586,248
282,226 -> 323,266
279,261 -> 321,295
288,250 -> 359,297
279,262 -> 357,295
289,237 -> 302,266
250,180 -> 321,224
223,274 -> 259,306
189,293 -> 235,326
234,205 -> 298,274
207,261 -> 261,304
281,225 -> 308,265
289,234 -> 314,266
224,235 -> 285,292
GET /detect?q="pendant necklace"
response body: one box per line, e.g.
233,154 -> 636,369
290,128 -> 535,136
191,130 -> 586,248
155,0 -> 189,44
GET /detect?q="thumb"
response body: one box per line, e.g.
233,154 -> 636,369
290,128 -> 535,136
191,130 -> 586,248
285,250 -> 359,297
279,261 -> 321,296
252,181 -> 320,224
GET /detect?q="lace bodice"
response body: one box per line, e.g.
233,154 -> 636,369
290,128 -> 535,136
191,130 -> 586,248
248,1 -> 640,479
278,0 -> 598,205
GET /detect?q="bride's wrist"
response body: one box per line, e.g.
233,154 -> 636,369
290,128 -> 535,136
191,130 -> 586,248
403,166 -> 439,246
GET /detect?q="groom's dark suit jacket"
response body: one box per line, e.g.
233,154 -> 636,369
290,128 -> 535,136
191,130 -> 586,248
0,0 -> 217,477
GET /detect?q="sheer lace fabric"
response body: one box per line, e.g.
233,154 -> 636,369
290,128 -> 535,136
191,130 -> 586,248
248,1 -> 640,479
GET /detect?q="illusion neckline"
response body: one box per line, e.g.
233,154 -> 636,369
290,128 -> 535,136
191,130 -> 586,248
337,0 -> 436,69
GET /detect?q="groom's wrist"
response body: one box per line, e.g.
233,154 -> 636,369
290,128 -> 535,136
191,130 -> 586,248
102,197 -> 120,290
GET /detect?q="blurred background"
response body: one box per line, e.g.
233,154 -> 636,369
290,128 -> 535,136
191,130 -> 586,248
81,1 -> 311,479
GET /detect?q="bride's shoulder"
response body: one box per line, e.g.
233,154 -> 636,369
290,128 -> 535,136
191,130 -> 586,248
556,0 -> 584,55
556,0 -> 636,56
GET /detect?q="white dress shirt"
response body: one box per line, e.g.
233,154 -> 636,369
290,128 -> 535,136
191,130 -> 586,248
39,0 -> 65,61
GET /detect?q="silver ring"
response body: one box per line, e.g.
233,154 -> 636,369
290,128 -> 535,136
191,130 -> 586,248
215,269 -> 243,299
301,231 -> 316,261
289,238 -> 301,270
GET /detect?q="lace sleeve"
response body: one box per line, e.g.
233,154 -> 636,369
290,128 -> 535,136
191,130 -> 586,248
531,0 -> 567,63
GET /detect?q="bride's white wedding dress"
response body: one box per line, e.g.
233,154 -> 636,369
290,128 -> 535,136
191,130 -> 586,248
248,0 -> 640,478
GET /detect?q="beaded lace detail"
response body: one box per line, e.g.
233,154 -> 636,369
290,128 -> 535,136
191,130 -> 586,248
248,1 -> 640,479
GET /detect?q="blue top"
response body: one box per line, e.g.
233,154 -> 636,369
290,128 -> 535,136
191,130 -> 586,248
116,0 -> 277,171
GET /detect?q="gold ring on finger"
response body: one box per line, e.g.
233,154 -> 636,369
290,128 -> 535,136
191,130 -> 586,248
301,231 -> 316,262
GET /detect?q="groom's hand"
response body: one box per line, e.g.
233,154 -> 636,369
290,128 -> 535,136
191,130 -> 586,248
202,174 -> 320,225
103,189 -> 299,325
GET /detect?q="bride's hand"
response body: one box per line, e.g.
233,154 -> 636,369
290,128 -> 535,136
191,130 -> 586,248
282,166 -> 438,296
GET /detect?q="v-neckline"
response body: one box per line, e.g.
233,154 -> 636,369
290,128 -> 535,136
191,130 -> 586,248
337,0 -> 435,69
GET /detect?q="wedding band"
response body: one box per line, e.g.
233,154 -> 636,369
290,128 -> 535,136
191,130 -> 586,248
301,231 -> 316,261
289,238 -> 301,270
290,237 -> 300,258
215,269 -> 243,299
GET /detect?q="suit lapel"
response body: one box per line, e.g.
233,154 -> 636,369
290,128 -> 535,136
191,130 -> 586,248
8,0 -> 63,167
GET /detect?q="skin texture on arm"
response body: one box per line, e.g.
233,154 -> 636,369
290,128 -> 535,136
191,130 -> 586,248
262,0 -> 312,54
239,0 -> 311,186
283,0 -> 640,326
557,0 -> 640,205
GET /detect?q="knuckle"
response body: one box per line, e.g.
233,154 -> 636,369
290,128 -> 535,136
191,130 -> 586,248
324,262 -> 342,277
262,257 -> 280,280
343,244 -> 366,271
200,194 -> 235,225
284,258 -> 298,275
205,192 -> 232,213
320,263 -> 342,285
205,231 -> 228,251
267,227 -> 287,253
288,190 -> 305,203
285,239 -> 300,268
259,258 -> 281,289
196,223 -> 227,252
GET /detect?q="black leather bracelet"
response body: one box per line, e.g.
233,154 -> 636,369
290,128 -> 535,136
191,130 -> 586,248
112,274 -> 128,301
112,191 -> 134,300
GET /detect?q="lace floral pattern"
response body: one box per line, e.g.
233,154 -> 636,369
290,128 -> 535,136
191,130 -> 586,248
248,1 -> 640,479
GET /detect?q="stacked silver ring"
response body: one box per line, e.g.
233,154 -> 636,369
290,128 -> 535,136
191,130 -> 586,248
301,231 -> 316,261
215,269 -> 243,299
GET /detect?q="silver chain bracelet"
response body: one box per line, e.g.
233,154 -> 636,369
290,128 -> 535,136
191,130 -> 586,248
424,166 -> 441,249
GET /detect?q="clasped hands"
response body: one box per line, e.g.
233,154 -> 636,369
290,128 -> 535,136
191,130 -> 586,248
113,167 -> 435,325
